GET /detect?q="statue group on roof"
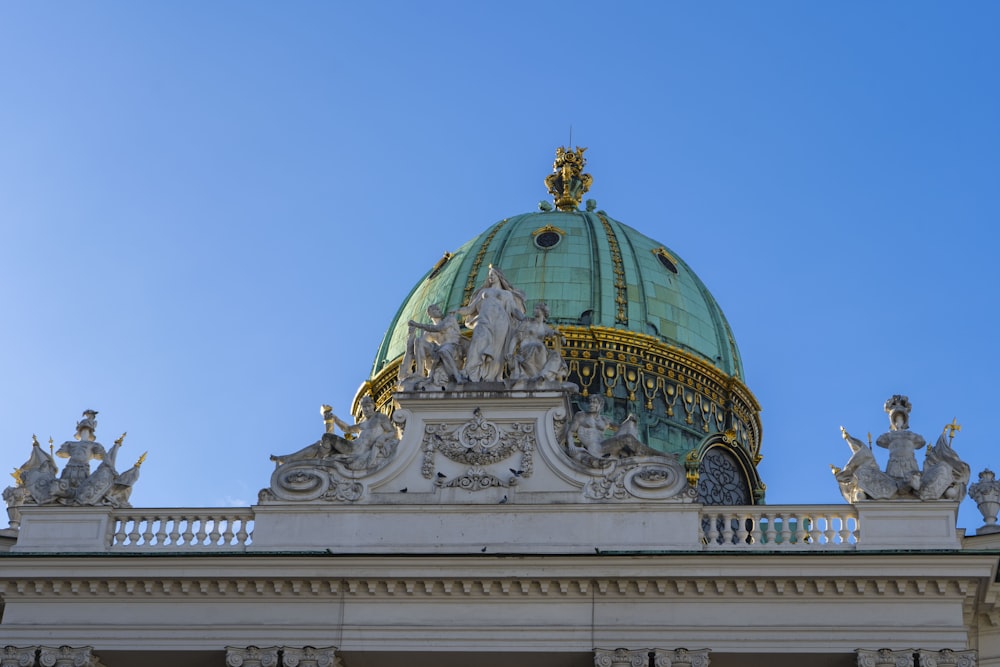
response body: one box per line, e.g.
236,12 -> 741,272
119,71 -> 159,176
398,265 -> 570,391
4,410 -> 147,527
834,395 -> 970,502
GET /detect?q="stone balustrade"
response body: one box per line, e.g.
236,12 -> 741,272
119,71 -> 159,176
110,509 -> 254,550
10,501 -> 965,553
701,505 -> 859,549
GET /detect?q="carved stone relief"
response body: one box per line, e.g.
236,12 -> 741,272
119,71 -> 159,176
422,408 -> 534,488
585,456 -> 693,501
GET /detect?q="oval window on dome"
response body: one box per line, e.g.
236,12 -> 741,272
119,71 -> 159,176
532,224 -> 565,251
652,247 -> 678,274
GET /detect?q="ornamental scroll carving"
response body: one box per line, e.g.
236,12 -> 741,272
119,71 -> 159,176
421,408 -> 534,488
260,399 -> 404,503
585,456 -> 695,502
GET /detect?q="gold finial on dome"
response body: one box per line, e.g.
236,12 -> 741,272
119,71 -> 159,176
545,146 -> 593,211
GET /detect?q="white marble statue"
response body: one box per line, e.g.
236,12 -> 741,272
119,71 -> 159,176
509,302 -> 569,383
270,397 -> 399,472
875,395 -> 925,484
56,410 -> 107,490
400,303 -> 466,388
455,265 -> 526,383
834,396 -> 970,502
912,425 -> 970,501
3,411 -> 146,520
833,427 -> 899,502
566,395 -> 657,463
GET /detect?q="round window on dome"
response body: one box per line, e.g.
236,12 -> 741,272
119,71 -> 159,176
532,224 -> 566,251
653,247 -> 678,274
535,231 -> 561,248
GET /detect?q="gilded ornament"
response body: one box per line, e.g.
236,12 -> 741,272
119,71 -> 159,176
544,146 -> 593,211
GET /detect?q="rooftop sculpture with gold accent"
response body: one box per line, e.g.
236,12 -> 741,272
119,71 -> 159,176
3,410 -> 146,527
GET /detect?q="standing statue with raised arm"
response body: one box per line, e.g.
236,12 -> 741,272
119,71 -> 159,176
402,303 -> 466,387
270,397 -> 399,472
456,265 -> 526,383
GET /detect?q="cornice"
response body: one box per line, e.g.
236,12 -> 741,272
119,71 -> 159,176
0,573 -> 985,602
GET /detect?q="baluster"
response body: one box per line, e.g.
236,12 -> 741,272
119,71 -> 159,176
721,512 -> 735,544
221,516 -> 235,545
735,512 -> 751,545
154,516 -> 168,546
808,514 -> 821,544
167,517 -> 180,546
706,513 -> 720,546
765,514 -> 778,544
236,519 -> 250,546
113,516 -> 128,547
127,516 -> 142,546
750,513 -> 764,545
140,515 -> 155,546
181,518 -> 194,546
194,519 -> 209,545
823,514 -> 837,544
208,517 -> 222,545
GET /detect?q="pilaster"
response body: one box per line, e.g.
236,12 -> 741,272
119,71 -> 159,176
857,649 -> 916,667
595,648 -> 710,667
225,646 -> 339,667
857,649 -> 977,667
917,649 -> 977,667
0,646 -> 105,667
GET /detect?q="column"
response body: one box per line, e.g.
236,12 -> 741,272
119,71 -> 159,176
652,649 -> 711,667
857,649 -> 977,667
225,646 -> 280,667
2,646 -> 39,667
917,649 -> 977,667
225,646 -> 339,667
594,649 -> 651,667
280,647 -> 339,667
594,648 -> 711,667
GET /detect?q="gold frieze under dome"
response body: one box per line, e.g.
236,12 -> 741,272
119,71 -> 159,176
361,324 -> 764,505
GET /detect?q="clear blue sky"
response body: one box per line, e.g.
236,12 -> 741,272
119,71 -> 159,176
1,3 -> 997,529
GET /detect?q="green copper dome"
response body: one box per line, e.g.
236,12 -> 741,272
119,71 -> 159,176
364,148 -> 764,504
372,210 -> 744,379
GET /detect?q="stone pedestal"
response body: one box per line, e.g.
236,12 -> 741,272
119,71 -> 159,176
10,507 -> 112,553
855,501 -> 961,551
